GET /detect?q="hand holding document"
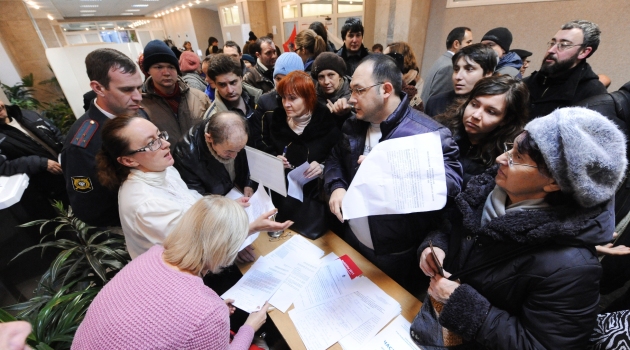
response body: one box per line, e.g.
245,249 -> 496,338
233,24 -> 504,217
238,185 -> 276,251
342,132 -> 448,220
287,162 -> 318,202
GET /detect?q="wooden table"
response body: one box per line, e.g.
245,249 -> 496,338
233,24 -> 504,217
238,229 -> 423,350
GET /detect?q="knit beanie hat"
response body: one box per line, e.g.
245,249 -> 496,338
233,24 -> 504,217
310,52 -> 346,80
179,51 -> 200,73
241,54 -> 256,66
273,52 -> 304,78
525,107 -> 627,208
143,39 -> 181,74
482,27 -> 513,53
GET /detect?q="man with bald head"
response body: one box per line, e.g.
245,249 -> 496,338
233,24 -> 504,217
173,111 -> 254,197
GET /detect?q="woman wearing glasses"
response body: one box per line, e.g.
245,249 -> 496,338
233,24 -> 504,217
96,115 -> 291,259
435,75 -> 529,186
415,108 -> 626,349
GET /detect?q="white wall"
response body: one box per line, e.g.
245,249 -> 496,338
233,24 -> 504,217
0,39 -> 22,87
161,8 -> 199,51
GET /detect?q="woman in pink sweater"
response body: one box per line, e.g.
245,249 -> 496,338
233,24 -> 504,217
72,196 -> 270,349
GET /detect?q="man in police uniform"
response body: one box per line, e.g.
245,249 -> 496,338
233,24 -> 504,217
61,48 -> 144,228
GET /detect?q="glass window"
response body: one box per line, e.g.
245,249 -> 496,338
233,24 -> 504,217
282,4 -> 298,19
337,0 -> 363,13
222,5 -> 240,25
301,2 -> 333,17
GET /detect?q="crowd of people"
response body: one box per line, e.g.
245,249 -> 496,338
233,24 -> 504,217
2,16 -> 630,350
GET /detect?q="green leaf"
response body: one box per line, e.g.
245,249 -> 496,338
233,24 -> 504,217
0,308 -> 17,322
50,247 -> 78,283
85,252 -> 107,282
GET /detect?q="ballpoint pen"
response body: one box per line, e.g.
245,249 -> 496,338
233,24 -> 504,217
282,145 -> 288,157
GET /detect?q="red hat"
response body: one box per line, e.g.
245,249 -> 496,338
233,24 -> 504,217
179,51 -> 200,73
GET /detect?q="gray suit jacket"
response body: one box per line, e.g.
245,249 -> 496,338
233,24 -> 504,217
420,52 -> 454,103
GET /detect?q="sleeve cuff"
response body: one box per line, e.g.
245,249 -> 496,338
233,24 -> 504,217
439,284 -> 491,340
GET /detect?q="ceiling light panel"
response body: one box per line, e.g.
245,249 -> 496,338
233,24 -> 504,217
126,9 -> 140,12
132,4 -> 149,7
80,4 -> 99,7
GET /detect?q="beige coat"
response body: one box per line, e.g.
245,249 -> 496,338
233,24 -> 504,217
141,77 -> 210,147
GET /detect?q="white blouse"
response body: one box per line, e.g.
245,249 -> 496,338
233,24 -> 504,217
118,167 -> 202,259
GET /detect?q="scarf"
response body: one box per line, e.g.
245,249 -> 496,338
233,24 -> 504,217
287,112 -> 312,135
481,185 -> 550,226
153,82 -> 181,116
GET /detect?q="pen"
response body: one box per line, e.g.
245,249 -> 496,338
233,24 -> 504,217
282,145 -> 288,157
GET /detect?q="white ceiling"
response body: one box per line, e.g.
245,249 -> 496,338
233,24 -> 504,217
25,0 -> 228,20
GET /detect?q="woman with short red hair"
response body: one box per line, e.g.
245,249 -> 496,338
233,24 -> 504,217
266,70 -> 342,238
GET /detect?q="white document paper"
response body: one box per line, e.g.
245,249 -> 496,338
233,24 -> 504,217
245,146 -> 287,197
287,162 -> 318,202
221,254 -> 294,312
238,186 -> 275,251
225,187 -> 243,200
268,257 -> 321,312
364,315 -> 420,350
342,132 -> 448,220
338,278 -> 402,350
293,257 -> 357,310
289,288 -> 399,350
266,234 -> 325,261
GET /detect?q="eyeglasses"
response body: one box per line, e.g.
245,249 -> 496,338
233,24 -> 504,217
546,41 -> 584,52
349,83 -> 383,97
503,143 -> 538,168
128,131 -> 169,155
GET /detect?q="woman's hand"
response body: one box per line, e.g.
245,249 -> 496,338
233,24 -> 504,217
304,161 -> 322,178
277,155 -> 292,169
236,246 -> 256,264
249,209 -> 293,234
235,196 -> 250,208
428,274 -> 460,304
596,243 -> 630,256
329,188 -> 346,222
224,299 -> 236,315
244,302 -> 271,332
419,246 -> 445,277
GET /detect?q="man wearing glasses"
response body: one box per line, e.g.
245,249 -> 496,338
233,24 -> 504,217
324,54 -> 463,294
524,20 -> 606,119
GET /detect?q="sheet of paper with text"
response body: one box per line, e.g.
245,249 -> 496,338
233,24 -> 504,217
245,146 -> 287,197
342,132 -> 447,220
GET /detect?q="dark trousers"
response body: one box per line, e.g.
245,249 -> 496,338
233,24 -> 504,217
345,226 -> 427,295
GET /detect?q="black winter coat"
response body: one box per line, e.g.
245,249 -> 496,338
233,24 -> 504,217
324,93 -> 463,255
254,90 -> 280,154
424,90 -> 460,118
336,45 -> 370,77
523,60 -> 607,119
420,170 -> 613,349
173,119 -> 253,196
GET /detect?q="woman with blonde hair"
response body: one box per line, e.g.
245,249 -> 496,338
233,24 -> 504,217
294,29 -> 327,72
73,196 -> 270,349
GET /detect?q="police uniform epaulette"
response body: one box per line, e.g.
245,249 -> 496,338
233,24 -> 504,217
70,119 -> 99,148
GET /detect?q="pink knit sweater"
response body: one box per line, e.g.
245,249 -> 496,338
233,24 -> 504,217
72,245 -> 254,349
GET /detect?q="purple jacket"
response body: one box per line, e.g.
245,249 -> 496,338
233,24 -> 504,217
324,93 -> 463,255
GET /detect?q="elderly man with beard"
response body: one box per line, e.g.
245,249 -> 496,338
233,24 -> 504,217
523,20 -> 606,119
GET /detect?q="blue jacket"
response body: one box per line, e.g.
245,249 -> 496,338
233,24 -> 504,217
324,93 -> 463,255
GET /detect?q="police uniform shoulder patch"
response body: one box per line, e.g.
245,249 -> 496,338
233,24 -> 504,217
71,176 -> 93,192
70,119 -> 99,148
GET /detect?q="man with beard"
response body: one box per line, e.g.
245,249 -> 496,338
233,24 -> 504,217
523,20 -> 606,119
243,36 -> 278,93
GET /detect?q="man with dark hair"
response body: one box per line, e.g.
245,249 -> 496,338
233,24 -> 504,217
524,19 -> 606,119
204,54 -> 262,148
421,27 -> 473,103
324,54 -> 463,293
141,40 -> 211,148
243,37 -> 277,93
337,18 -> 370,77
61,48 -> 143,228
424,43 -> 496,117
223,40 -> 242,62
173,111 -> 254,197
481,27 -> 522,78
371,43 -> 383,53
510,49 -> 532,77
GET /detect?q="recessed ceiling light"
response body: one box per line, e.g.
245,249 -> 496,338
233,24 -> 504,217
80,10 -> 96,12
126,9 -> 140,12
81,14 -> 94,16
80,0 -> 101,1
47,14 -> 54,20
121,13 -> 134,15
80,4 -> 98,7
141,0 -> 160,1
132,4 -> 149,7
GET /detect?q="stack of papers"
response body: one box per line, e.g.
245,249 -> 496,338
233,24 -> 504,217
222,235 -> 402,350
364,315 -> 420,350
224,186 -> 276,251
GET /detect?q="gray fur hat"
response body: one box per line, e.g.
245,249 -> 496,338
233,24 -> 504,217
525,107 -> 627,208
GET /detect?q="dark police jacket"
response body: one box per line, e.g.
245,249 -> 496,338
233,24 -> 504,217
324,93 -> 463,255
418,171 -> 611,349
60,101 -> 120,227
172,119 -> 253,196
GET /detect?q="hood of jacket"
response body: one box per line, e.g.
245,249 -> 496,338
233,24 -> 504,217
457,169 -> 614,246
496,51 -> 522,71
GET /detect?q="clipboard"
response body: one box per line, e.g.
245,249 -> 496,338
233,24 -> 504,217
245,146 -> 287,197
